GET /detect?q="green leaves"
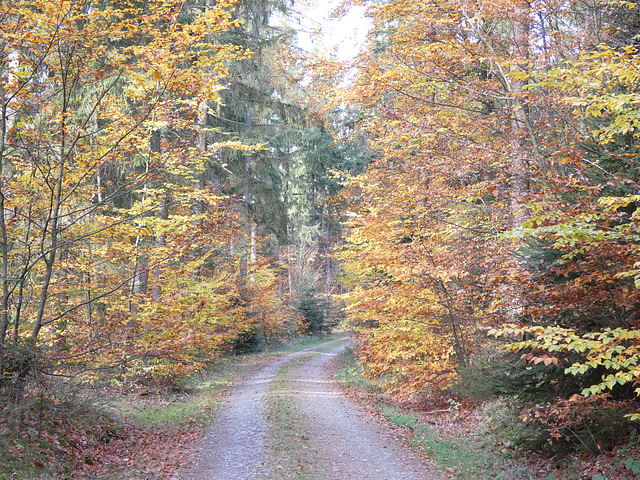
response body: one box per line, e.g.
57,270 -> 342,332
495,324 -> 640,400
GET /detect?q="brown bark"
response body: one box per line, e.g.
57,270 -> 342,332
509,1 -> 531,228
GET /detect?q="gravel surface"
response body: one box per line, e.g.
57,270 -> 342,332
185,339 -> 445,479
186,345 -> 321,480
286,343 -> 444,480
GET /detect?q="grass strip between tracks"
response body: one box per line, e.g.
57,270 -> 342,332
265,338 -> 349,479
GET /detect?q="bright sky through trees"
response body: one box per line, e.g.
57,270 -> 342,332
291,0 -> 370,61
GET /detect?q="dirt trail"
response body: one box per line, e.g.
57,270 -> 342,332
185,339 -> 444,479
286,343 -> 442,479
186,347 -> 314,480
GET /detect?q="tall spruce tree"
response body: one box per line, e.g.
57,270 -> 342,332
197,0 -> 368,339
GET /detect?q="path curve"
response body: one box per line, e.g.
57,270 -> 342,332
187,345 -> 318,480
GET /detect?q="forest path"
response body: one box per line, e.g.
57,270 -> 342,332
185,338 -> 444,480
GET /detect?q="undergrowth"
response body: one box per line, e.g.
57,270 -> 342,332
333,346 -> 563,480
0,383 -> 123,480
335,345 -> 640,480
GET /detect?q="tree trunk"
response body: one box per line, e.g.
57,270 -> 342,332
509,1 -> 531,228
30,76 -> 70,343
250,222 -> 257,283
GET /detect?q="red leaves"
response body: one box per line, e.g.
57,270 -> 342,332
520,352 -> 559,366
521,394 -> 624,446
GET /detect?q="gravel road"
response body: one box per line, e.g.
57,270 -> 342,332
185,339 -> 445,480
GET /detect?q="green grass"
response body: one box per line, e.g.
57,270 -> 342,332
266,332 -> 348,354
0,334 -> 345,480
313,336 -> 350,353
266,358 -> 316,479
109,359 -> 240,432
116,388 -> 219,431
109,334 -> 347,433
379,404 -> 517,479
333,346 -> 569,480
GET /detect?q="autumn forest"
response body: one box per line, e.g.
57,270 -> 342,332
2,0 -> 640,478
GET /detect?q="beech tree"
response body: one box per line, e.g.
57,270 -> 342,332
491,39 -> 640,419
0,0 -> 273,386
331,0 -> 640,447
333,0 -> 638,400
334,0 -> 532,394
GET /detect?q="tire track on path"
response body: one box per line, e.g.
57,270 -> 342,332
186,338 -> 444,479
284,343 -> 445,480
187,343 -> 327,480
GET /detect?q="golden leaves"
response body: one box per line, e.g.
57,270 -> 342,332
0,0 -> 287,382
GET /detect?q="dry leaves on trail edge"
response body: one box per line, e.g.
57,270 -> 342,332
1,394 -> 202,480
75,425 -> 200,479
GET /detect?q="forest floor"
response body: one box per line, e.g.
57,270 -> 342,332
1,335 -> 632,479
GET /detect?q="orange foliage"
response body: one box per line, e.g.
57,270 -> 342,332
0,0 -> 290,383
333,0 -> 630,401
